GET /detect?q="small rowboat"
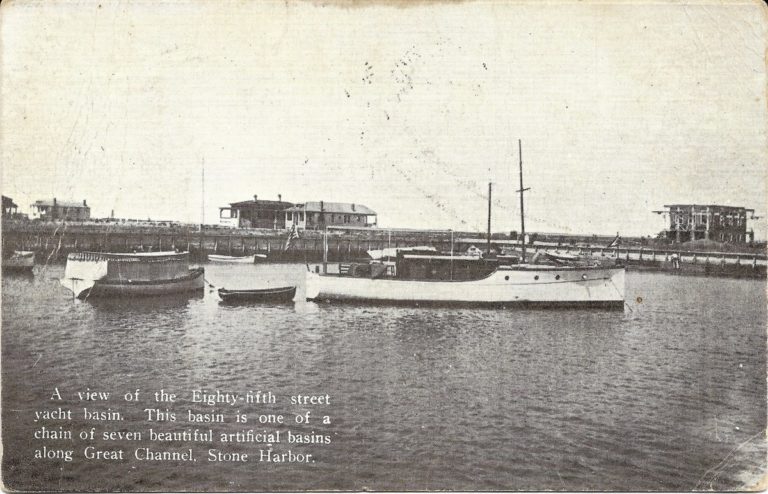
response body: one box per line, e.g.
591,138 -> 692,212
208,254 -> 266,263
218,286 -> 296,303
2,251 -> 35,272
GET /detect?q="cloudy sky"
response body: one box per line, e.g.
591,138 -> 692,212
2,0 -> 766,238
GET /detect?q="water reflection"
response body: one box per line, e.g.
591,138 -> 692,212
1,265 -> 765,491
86,292 -> 204,312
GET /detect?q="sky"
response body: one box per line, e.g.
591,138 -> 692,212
1,0 -> 766,238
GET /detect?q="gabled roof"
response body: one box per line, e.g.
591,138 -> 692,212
284,201 -> 376,215
2,195 -> 17,209
229,199 -> 294,210
32,199 -> 89,208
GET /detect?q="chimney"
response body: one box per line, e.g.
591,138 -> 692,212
253,194 -> 258,202
351,203 -> 356,212
53,197 -> 57,206
320,200 -> 324,211
83,199 -> 87,207
278,194 -> 282,202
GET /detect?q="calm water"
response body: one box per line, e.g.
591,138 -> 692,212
2,263 -> 766,491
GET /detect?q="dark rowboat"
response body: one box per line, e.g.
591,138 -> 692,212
218,286 -> 296,303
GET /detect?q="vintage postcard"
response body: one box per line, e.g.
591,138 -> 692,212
1,0 -> 766,491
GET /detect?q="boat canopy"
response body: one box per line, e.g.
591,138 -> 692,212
66,251 -> 191,282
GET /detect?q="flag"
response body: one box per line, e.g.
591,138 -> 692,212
606,233 -> 621,248
284,225 -> 300,251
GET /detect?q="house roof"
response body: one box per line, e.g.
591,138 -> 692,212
2,195 -> 17,209
32,199 -> 89,208
663,204 -> 754,212
229,199 -> 294,210
284,201 -> 376,215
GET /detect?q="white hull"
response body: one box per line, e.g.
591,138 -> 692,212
306,265 -> 625,308
208,254 -> 256,263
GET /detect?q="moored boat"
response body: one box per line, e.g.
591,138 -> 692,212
208,254 -> 259,263
60,251 -> 204,299
306,260 -> 624,308
2,250 -> 35,272
306,139 -> 626,309
218,286 -> 296,303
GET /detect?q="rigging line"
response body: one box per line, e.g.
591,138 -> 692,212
395,154 -> 571,231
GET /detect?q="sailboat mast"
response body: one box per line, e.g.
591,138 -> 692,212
487,182 -> 492,255
517,139 -> 528,262
200,157 -> 205,258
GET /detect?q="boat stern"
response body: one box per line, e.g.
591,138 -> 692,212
305,270 -> 321,300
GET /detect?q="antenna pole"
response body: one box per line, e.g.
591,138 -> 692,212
517,139 -> 529,263
487,182 -> 492,256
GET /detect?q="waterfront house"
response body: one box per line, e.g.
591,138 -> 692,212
30,198 -> 90,221
2,195 -> 18,217
284,201 -> 377,230
219,195 -> 294,229
657,204 -> 756,243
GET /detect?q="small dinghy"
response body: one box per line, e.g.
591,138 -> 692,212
2,250 -> 35,272
218,286 -> 296,303
209,254 -> 256,263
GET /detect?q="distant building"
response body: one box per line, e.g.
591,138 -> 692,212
2,195 -> 18,217
219,195 -> 294,229
284,201 -> 377,230
30,198 -> 90,221
658,204 -> 755,243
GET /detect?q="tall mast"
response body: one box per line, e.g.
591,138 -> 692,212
199,157 -> 205,257
486,182 -> 492,255
517,139 -> 530,262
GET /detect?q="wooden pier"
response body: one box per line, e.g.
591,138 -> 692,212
2,220 -> 765,278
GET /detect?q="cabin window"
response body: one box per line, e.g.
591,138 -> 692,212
534,275 -> 539,280
555,275 -> 560,280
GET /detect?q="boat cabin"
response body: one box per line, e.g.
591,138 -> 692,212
339,252 -> 498,281
395,253 -> 497,281
67,251 -> 192,282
